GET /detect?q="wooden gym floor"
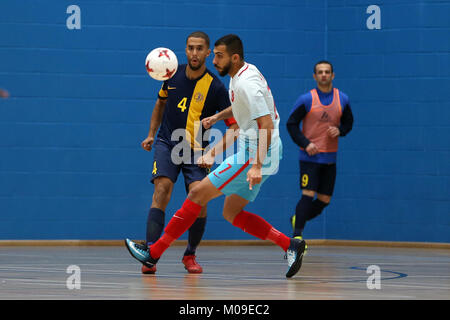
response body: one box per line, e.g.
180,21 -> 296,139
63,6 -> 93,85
0,242 -> 449,300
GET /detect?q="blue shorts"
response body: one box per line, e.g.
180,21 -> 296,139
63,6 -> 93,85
208,143 -> 281,202
151,139 -> 208,189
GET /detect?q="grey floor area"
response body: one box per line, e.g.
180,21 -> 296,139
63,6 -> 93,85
0,245 -> 449,300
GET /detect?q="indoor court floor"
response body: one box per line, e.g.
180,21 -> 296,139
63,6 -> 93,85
0,244 -> 449,300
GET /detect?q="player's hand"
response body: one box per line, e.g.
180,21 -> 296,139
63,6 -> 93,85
246,165 -> 262,190
201,115 -> 218,129
305,143 -> 319,156
141,136 -> 154,151
197,152 -> 215,168
0,89 -> 9,98
327,126 -> 340,138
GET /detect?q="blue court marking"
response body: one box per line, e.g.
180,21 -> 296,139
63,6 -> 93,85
348,266 -> 408,282
307,266 -> 408,284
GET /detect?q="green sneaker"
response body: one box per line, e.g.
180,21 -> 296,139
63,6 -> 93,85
294,236 -> 308,251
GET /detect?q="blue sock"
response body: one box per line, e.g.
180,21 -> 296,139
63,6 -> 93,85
184,217 -> 207,256
293,195 -> 314,237
146,208 -> 165,246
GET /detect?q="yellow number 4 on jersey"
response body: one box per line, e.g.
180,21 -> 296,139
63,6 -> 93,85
177,97 -> 187,112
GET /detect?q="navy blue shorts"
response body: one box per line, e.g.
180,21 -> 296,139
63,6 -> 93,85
151,139 -> 209,189
299,161 -> 336,196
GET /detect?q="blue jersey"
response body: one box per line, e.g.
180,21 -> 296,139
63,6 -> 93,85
157,64 -> 233,150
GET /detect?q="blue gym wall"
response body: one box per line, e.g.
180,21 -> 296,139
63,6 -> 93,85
0,0 -> 448,242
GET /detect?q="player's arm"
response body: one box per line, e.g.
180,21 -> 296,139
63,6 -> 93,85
142,98 -> 167,151
286,101 -> 319,156
286,104 -> 309,148
327,101 -> 354,138
197,123 -> 239,168
247,114 -> 273,190
339,103 -> 354,136
211,122 -> 239,157
201,106 -> 233,129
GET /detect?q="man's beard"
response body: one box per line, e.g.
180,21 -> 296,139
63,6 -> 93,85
216,61 -> 231,77
188,60 -> 203,71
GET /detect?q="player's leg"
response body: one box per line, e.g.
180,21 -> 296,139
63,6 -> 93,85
223,194 -> 291,252
125,176 -> 222,268
182,175 -> 209,273
146,177 -> 222,262
307,194 -> 330,221
215,147 -> 306,278
222,190 -> 305,278
185,181 -> 207,258
138,140 -> 180,273
292,161 -> 319,238
144,152 -> 251,264
307,163 -> 336,221
146,140 -> 181,247
181,164 -> 209,261
147,177 -> 174,246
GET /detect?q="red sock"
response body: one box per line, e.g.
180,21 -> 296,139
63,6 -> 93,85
232,211 -> 291,252
266,227 -> 291,252
150,198 -> 202,259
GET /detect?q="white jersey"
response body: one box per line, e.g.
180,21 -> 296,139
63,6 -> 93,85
229,63 -> 281,154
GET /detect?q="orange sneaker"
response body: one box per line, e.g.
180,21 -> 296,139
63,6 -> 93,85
141,264 -> 157,274
182,255 -> 203,274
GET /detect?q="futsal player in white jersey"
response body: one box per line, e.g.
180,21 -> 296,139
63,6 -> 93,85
125,34 -> 306,278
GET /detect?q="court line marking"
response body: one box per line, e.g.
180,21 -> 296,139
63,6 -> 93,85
3,268 -> 447,291
0,278 -> 418,299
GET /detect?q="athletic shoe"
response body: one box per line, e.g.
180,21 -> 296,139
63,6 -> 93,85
285,238 -> 306,278
124,238 -> 158,268
182,255 -> 203,274
141,264 -> 157,274
289,213 -> 307,255
294,236 -> 308,251
129,242 -> 158,274
284,236 -> 307,260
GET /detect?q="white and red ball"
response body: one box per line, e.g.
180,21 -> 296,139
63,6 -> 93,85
145,47 -> 178,81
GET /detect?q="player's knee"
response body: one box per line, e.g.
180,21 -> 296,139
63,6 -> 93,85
222,210 -> 234,223
187,185 -> 202,203
302,189 -> 316,198
152,191 -> 171,208
152,181 -> 173,207
188,178 -> 222,207
198,206 -> 207,218
317,194 -> 331,204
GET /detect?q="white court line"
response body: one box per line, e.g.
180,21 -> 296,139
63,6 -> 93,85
0,264 -> 446,279
377,283 -> 450,290
1,278 -> 130,289
1,255 -> 449,265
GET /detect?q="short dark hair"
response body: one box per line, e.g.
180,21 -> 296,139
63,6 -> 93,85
314,60 -> 334,74
214,34 -> 244,60
187,31 -> 210,47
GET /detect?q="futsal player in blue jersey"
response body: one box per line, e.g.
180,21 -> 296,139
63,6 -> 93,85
136,31 -> 237,274
287,61 -> 353,241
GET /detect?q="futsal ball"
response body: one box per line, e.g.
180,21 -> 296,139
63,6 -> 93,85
145,48 -> 178,81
